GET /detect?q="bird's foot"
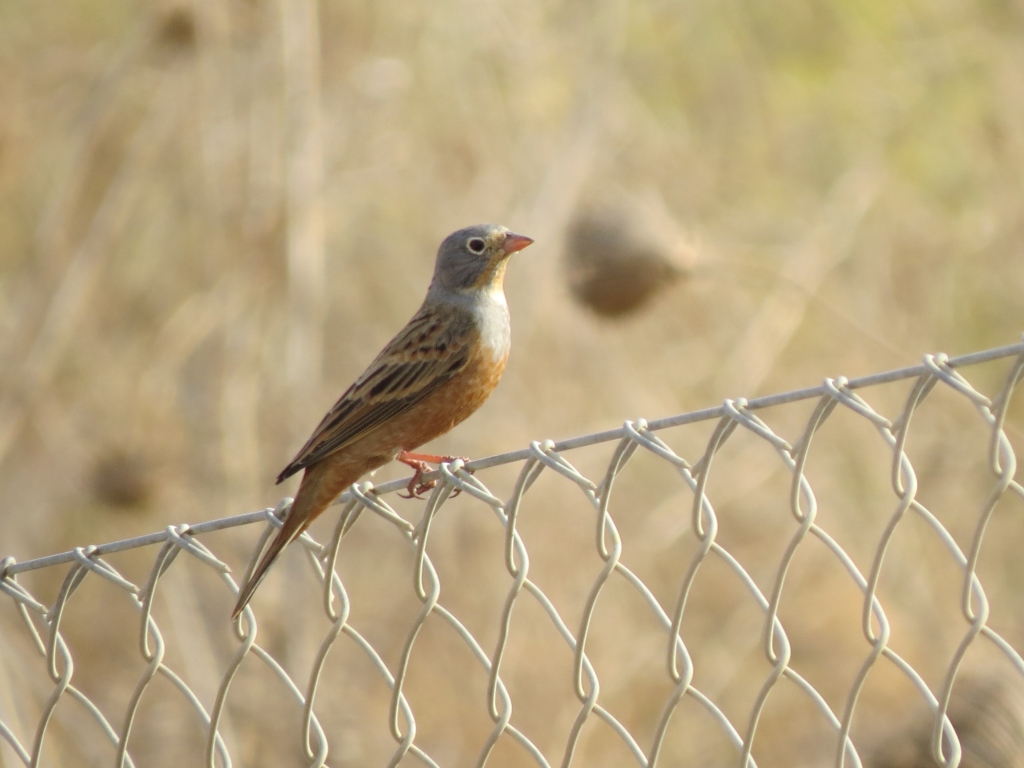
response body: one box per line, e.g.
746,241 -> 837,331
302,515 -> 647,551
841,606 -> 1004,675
396,451 -> 470,499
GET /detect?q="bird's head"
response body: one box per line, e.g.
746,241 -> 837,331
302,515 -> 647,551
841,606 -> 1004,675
429,224 -> 533,296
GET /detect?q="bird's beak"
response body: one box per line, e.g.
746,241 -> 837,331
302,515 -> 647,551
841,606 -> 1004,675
502,232 -> 534,255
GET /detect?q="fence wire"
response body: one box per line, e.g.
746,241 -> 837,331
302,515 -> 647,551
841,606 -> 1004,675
3,340 -> 1024,768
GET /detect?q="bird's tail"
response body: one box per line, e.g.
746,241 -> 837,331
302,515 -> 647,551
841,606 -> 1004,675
231,460 -> 354,619
231,509 -> 305,619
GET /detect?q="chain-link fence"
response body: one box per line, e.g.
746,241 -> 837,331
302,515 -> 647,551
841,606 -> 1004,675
3,340 -> 1024,768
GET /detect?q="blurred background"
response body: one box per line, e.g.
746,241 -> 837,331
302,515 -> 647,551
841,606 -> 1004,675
2,0 -> 1024,766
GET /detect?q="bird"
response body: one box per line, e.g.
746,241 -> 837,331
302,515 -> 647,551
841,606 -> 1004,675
232,224 -> 533,619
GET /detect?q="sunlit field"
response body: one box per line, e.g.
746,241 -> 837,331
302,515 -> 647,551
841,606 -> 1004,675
2,1 -> 1024,766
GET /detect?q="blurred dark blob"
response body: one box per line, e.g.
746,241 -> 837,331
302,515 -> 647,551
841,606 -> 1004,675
91,449 -> 153,510
871,669 -> 1024,768
154,7 -> 197,52
564,194 -> 696,319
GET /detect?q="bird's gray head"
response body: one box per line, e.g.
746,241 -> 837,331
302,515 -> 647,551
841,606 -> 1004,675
428,224 -> 533,296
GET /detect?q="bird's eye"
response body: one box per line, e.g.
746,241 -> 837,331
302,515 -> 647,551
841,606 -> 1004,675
467,237 -> 486,254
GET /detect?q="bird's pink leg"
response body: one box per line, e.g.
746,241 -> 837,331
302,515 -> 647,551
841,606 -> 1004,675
397,450 -> 469,498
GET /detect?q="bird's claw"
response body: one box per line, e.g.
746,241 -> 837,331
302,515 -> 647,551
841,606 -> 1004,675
396,455 -> 470,499
398,473 -> 437,499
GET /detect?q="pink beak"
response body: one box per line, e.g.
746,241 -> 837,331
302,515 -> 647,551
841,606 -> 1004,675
502,232 -> 534,255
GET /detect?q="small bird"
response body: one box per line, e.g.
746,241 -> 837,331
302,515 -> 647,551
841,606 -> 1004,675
232,224 -> 533,618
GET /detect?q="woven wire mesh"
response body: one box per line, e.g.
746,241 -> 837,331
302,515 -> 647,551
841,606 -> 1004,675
3,341 -> 1024,768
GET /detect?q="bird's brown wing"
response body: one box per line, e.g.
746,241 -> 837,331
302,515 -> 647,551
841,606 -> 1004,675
276,306 -> 474,483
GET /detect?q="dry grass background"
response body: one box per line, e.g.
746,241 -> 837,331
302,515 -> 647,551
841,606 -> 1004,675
2,0 -> 1024,766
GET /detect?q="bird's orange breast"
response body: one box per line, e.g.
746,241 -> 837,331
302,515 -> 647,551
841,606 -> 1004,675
397,336 -> 508,451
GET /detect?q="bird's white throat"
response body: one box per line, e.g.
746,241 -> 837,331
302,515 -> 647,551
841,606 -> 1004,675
473,289 -> 511,362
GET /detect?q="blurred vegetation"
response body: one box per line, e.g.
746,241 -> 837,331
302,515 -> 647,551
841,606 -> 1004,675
1,0 -> 1024,765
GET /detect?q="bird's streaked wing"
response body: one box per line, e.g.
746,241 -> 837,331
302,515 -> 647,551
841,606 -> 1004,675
276,306 -> 474,483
